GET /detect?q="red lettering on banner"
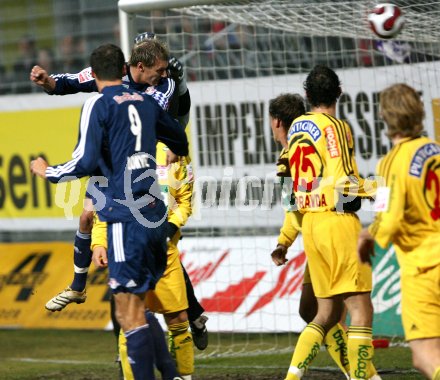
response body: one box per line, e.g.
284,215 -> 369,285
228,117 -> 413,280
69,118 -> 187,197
245,251 -> 306,316
200,271 -> 266,312
181,250 -> 229,286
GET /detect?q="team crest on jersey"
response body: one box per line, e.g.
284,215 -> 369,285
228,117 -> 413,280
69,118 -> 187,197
324,125 -> 340,157
410,143 -> 440,177
146,86 -> 156,95
288,120 -> 321,141
78,68 -> 93,83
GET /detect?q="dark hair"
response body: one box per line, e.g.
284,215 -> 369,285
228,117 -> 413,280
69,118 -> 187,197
303,65 -> 342,108
269,93 -> 306,131
90,44 -> 125,81
128,39 -> 169,68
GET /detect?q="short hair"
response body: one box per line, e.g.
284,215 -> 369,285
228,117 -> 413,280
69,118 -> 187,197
128,39 -> 169,68
269,93 -> 306,131
303,65 -> 342,108
380,83 -> 425,139
90,44 -> 125,81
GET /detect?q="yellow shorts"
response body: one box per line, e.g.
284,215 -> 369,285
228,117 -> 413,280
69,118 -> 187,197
400,263 -> 440,341
145,242 -> 188,314
302,211 -> 372,298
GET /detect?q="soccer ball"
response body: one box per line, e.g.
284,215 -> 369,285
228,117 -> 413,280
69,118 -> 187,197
368,3 -> 405,39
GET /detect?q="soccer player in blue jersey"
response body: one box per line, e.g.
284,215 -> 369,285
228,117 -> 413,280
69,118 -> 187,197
30,36 -> 209,350
31,43 -> 189,380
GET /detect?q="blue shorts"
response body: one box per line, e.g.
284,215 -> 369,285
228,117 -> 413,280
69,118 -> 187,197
107,219 -> 167,294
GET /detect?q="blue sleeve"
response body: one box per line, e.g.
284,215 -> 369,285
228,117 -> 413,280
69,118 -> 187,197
46,95 -> 104,182
150,77 -> 176,110
155,103 -> 189,157
48,67 -> 98,95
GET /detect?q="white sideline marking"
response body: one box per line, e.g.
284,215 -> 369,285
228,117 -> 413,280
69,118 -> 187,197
7,358 -> 107,365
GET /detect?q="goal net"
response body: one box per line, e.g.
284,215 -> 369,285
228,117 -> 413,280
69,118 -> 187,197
118,0 -> 440,356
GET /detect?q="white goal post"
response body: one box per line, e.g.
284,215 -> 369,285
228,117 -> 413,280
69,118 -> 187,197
117,0 -> 440,355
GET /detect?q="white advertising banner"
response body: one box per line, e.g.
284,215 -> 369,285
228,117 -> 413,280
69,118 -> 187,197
179,234 -> 308,333
177,234 -> 403,335
187,62 -> 440,229
0,62 -> 438,230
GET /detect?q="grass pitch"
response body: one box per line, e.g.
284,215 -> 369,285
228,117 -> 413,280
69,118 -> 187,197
0,329 -> 424,379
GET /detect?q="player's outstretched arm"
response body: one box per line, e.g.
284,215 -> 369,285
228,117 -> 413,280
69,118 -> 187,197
30,157 -> 49,178
30,65 -> 56,92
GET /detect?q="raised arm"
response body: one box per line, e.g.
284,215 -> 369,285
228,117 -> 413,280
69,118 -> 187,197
30,65 -> 98,95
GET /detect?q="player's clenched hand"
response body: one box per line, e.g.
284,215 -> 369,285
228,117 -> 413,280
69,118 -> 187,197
30,157 -> 48,178
271,244 -> 288,266
358,228 -> 375,265
92,246 -> 108,268
30,65 -> 55,91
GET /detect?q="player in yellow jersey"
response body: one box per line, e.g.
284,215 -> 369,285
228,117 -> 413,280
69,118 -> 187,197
283,65 -> 376,380
92,145 -> 195,380
269,93 -> 380,380
358,83 -> 440,380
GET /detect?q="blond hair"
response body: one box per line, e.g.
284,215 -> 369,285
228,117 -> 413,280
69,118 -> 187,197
380,83 -> 424,138
128,39 -> 169,68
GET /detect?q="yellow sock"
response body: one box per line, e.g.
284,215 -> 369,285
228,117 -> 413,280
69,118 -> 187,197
286,322 -> 325,380
324,323 -> 349,377
433,366 -> 440,380
118,330 -> 134,380
347,326 -> 374,380
168,320 -> 194,376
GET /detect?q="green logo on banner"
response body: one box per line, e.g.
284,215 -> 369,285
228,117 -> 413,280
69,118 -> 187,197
371,243 -> 404,337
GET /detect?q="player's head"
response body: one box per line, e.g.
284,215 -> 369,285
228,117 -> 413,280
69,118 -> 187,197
90,43 -> 125,81
269,93 -> 305,140
303,65 -> 342,108
380,83 -> 424,139
129,39 -> 169,86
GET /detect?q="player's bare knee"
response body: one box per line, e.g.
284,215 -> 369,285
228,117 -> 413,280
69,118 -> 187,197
79,209 -> 94,233
410,350 -> 424,373
165,310 -> 188,326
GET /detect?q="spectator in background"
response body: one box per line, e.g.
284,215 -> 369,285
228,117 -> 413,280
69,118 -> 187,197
12,35 -> 38,93
36,48 -> 56,76
59,35 -> 85,73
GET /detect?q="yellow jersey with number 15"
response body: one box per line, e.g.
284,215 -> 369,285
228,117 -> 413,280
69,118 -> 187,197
287,112 -> 372,213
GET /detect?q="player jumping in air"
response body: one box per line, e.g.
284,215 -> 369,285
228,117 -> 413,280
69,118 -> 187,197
31,43 -> 189,380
